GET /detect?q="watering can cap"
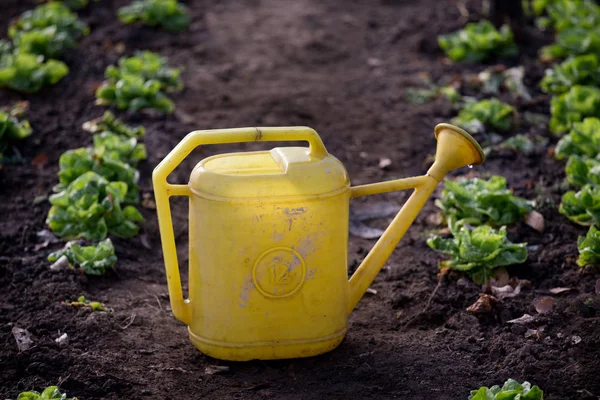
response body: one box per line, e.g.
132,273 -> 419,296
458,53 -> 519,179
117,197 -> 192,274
434,123 -> 485,165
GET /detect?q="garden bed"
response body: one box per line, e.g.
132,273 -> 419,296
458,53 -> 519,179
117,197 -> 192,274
1,0 -> 599,399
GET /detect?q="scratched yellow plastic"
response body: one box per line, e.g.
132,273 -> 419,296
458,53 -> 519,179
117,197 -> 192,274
152,124 -> 484,361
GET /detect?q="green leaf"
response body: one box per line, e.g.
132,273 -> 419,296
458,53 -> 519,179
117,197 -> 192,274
540,26 -> 600,61
577,225 -> 600,267
560,185 -> 600,226
0,105 -> 32,161
565,156 -> 600,188
95,52 -> 182,113
468,379 -> 543,400
428,225 -> 527,284
82,111 -> 145,138
17,393 -> 41,400
0,52 -> 69,93
117,0 -> 189,33
9,2 -> 89,40
549,86 -> 600,135
438,20 -> 518,63
541,55 -> 600,95
436,176 -> 534,228
555,117 -> 600,159
46,171 -> 143,240
48,238 -> 117,275
452,98 -> 515,133
93,131 -> 147,166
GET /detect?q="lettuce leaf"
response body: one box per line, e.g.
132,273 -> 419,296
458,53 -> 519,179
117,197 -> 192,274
469,379 -> 543,400
47,171 -> 143,240
0,52 -> 68,93
555,117 -> 600,159
0,106 -> 32,160
438,20 -> 518,62
48,239 -> 117,275
541,55 -> 600,95
118,0 -> 189,33
540,27 -> 600,61
565,156 -> 600,187
427,225 -> 528,284
549,85 -> 600,134
436,176 -> 534,228
559,184 -> 600,226
452,98 -> 515,133
577,225 -> 600,267
82,111 -> 146,138
93,131 -> 147,166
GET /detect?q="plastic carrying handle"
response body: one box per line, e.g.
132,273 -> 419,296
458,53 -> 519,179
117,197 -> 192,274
152,126 -> 329,325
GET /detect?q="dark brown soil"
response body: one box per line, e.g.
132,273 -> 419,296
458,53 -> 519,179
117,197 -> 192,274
1,0 -> 599,399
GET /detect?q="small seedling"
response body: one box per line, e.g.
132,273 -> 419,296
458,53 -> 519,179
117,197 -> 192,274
469,378 -> 543,400
83,111 -> 146,138
555,117 -> 600,160
0,103 -> 32,161
549,85 -> 600,134
436,176 -> 534,228
452,98 -> 515,133
0,51 -> 68,93
63,295 -> 112,311
93,132 -> 147,166
427,224 -> 528,285
577,225 -> 600,267
118,0 -> 189,33
95,51 -> 183,113
438,20 -> 518,62
48,239 -> 117,275
541,54 -> 600,95
560,184 -> 600,226
47,172 -> 144,240
17,386 -> 78,400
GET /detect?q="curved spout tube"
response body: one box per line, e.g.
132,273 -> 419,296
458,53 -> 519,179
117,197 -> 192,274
347,175 -> 439,312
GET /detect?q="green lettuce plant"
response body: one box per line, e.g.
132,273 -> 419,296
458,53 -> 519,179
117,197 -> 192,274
565,156 -> 600,187
95,51 -> 182,113
9,2 -> 89,39
577,225 -> 600,267
438,20 -> 518,62
17,386 -> 78,400
540,27 -> 600,61
0,52 -> 68,93
555,117 -> 600,159
541,55 -> 600,95
118,0 -> 189,33
48,239 -> 117,275
83,111 -> 146,138
93,132 -> 147,166
427,224 -> 528,284
535,0 -> 600,32
452,98 -> 515,133
469,379 -> 543,400
0,105 -> 32,160
549,85 -> 600,134
560,184 -> 600,226
9,2 -> 89,58
436,176 -> 534,228
47,171 -> 144,240
56,147 -> 140,203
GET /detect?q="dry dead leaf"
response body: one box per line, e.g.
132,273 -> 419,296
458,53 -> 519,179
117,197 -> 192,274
366,288 -> 378,295
12,327 -> 33,351
142,193 -> 156,209
533,297 -> 555,314
524,211 -> 544,232
525,327 -> 543,340
549,287 -> 572,295
31,153 -> 48,169
378,157 -> 392,169
507,314 -> 535,324
467,294 -> 496,314
205,365 -> 230,375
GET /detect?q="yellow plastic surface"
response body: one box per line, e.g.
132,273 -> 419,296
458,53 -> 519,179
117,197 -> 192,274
152,124 -> 483,361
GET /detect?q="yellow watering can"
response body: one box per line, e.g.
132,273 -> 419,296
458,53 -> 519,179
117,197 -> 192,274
153,123 -> 484,361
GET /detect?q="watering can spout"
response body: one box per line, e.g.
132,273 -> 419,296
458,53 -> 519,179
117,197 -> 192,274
347,123 -> 484,312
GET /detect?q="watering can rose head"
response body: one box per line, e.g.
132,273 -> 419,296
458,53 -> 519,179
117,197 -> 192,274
152,124 -> 484,361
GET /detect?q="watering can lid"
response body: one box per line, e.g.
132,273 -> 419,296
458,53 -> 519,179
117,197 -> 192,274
189,147 -> 350,200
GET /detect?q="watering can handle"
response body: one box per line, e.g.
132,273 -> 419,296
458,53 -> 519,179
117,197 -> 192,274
152,127 -> 329,325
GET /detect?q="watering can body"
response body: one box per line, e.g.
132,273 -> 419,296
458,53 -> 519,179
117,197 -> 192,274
153,125 -> 484,361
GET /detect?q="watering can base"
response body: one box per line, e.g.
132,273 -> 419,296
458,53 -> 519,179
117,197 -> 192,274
188,328 -> 347,361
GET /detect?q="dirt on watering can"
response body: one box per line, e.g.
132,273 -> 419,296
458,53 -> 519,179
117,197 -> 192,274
1,0 -> 600,399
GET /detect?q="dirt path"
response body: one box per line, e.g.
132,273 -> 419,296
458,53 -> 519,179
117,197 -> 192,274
1,1 -> 599,399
